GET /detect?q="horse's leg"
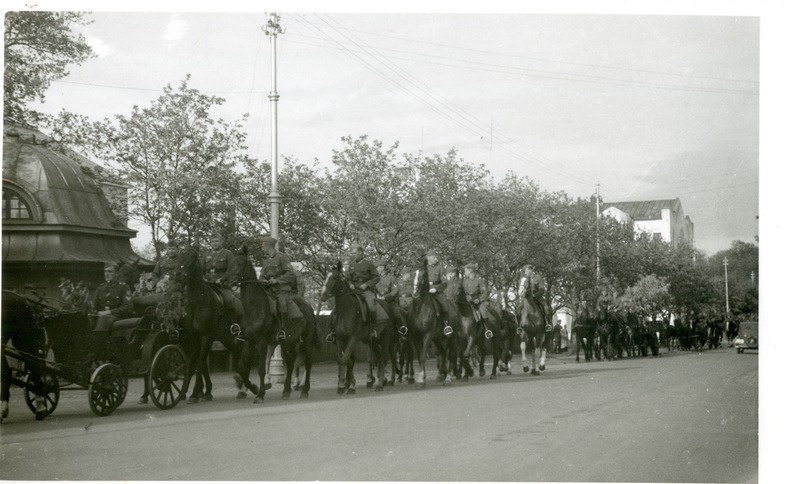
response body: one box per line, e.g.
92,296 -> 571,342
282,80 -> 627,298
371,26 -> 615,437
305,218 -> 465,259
282,345 -> 295,400
300,339 -> 312,398
478,338 -> 487,377
538,333 -> 548,373
188,336 -> 209,403
489,338 -> 500,379
520,336 -> 530,372
1,342 -> 10,421
201,344 -> 213,401
346,352 -> 356,394
253,339 -> 268,403
387,334 -> 398,387
366,343 -> 375,388
338,335 -> 359,394
264,344 -> 274,390
415,332 -> 432,389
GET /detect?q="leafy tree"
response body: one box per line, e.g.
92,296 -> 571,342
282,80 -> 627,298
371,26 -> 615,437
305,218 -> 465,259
4,11 -> 95,123
44,75 -> 248,256
621,274 -> 673,323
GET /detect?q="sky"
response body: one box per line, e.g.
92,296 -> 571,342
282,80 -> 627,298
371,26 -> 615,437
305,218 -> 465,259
7,2 -> 763,257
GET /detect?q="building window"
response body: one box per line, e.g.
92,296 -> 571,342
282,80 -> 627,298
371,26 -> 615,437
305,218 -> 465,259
3,190 -> 32,220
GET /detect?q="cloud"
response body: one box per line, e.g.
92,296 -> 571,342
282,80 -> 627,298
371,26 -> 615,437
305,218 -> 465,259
84,34 -> 113,58
162,13 -> 189,46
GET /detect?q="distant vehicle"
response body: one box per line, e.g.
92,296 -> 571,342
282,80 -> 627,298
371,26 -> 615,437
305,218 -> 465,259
734,321 -> 758,353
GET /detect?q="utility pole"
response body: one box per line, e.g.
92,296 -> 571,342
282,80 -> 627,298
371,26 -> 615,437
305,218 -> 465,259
263,12 -> 285,382
723,257 -> 730,315
595,182 -> 600,283
264,12 -> 283,241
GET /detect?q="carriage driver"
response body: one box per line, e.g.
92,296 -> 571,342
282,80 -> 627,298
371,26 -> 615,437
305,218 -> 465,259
153,239 -> 181,292
463,263 -> 492,322
206,233 -> 244,321
346,245 -> 381,338
258,235 -> 302,341
92,263 -> 133,330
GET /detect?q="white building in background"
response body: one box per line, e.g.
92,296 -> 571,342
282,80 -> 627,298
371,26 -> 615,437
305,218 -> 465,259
601,198 -> 694,245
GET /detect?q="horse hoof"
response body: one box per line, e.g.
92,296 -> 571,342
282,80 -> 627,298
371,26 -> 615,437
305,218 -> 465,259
506,370 -> 512,375
254,397 -> 264,404
532,370 -> 541,376
233,374 -> 243,387
479,368 -> 485,377
337,387 -> 346,395
138,396 -> 149,404
408,378 -> 415,385
463,376 -> 469,382
201,394 -> 213,402
236,391 -> 248,399
282,393 -> 290,400
387,381 -> 394,387
523,365 -> 530,373
443,380 -> 451,387
264,383 -> 272,391
300,392 -> 309,399
415,382 -> 426,389
489,374 -> 496,380
35,411 -> 47,421
375,385 -> 384,392
293,384 -> 300,391
539,365 -> 546,371
186,396 -> 200,404
436,375 -> 445,382
346,388 -> 356,395
366,381 -> 374,388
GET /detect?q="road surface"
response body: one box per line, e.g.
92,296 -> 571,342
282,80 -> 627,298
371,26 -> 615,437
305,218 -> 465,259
1,347 -> 757,482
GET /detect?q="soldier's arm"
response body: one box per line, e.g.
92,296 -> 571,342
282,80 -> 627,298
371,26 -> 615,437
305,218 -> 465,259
479,278 -> 490,303
273,255 -> 296,286
221,250 -> 235,283
365,262 -> 380,288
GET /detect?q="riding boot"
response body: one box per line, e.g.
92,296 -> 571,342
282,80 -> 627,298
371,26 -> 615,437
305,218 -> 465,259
369,311 -> 378,338
1,400 -> 8,420
277,313 -> 287,342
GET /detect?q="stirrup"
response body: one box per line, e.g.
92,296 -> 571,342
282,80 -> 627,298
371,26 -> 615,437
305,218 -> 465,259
515,326 -> 523,335
545,324 -> 553,332
369,328 -> 378,338
326,333 -> 336,343
277,330 -> 286,341
484,329 -> 494,339
443,325 -> 453,336
398,326 -> 408,336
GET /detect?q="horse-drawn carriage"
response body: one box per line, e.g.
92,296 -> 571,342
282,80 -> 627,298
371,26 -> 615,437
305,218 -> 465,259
2,290 -> 190,421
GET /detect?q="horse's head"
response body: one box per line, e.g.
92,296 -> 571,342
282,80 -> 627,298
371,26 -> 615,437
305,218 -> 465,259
320,261 -> 346,302
412,258 -> 429,298
173,247 -> 201,285
229,244 -> 257,284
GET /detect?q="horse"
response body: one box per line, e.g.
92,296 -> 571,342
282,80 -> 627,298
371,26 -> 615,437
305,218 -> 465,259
447,278 -> 479,381
320,261 -> 399,393
475,307 -> 515,379
172,247 -> 244,404
516,276 -> 552,374
229,247 -> 316,401
408,258 -> 459,388
2,291 -> 50,422
572,301 -> 597,363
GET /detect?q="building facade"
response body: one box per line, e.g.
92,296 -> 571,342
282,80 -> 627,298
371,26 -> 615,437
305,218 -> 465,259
601,198 -> 694,245
2,123 -> 144,300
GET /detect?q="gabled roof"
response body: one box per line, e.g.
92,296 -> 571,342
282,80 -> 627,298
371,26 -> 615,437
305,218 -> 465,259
601,199 -> 682,221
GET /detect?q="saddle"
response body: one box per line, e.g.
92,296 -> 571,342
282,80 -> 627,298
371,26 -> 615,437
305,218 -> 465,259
352,293 -> 370,325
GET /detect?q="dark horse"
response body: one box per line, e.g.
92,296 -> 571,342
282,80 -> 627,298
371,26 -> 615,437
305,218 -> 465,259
2,291 -> 50,422
409,258 -> 459,388
516,275 -> 552,375
321,261 -> 399,393
447,278 -> 479,381
572,300 -> 597,363
475,306 -> 515,379
229,247 -> 316,401
172,247 -> 244,404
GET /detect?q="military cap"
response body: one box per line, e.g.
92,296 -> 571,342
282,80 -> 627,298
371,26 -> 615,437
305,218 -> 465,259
261,235 -> 278,246
104,262 -> 118,271
521,264 -> 533,271
350,244 -> 364,253
426,249 -> 437,257
465,263 -> 478,271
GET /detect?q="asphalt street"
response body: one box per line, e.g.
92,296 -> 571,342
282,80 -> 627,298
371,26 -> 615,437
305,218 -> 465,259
0,347 -> 757,482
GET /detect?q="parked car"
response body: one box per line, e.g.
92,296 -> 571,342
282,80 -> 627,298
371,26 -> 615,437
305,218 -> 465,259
734,321 -> 758,353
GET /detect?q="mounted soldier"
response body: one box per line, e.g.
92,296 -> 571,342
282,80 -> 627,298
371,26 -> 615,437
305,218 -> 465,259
258,235 -> 302,341
462,263 -> 492,324
425,249 -> 458,335
205,233 -> 244,322
92,263 -> 132,330
346,245 -> 380,338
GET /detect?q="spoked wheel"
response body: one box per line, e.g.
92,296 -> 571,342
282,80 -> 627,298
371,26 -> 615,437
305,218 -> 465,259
88,363 -> 128,417
24,372 -> 60,419
148,344 -> 189,410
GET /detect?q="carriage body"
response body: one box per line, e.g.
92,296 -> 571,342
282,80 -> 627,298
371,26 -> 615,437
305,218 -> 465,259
734,321 -> 758,353
2,291 -> 189,419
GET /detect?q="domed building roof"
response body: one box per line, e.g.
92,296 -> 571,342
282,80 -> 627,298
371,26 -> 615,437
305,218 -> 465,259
2,122 -> 141,264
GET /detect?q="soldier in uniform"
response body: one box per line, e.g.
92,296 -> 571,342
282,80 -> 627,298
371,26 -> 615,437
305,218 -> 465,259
462,263 -> 491,323
153,239 -> 182,292
425,250 -> 459,335
375,259 -> 398,304
258,235 -> 301,341
396,266 -> 416,312
92,263 -> 132,330
346,245 -> 381,338
205,233 -> 243,321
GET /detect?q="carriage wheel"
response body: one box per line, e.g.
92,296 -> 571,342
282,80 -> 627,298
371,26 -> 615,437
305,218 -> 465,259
88,363 -> 128,417
23,372 -> 60,418
148,344 -> 189,410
